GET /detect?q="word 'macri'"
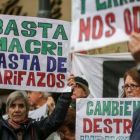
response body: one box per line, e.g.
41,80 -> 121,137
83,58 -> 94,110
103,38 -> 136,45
0,38 -> 63,55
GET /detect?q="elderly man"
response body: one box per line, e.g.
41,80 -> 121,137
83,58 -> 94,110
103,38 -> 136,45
70,76 -> 90,109
27,90 -> 64,140
27,91 -> 54,115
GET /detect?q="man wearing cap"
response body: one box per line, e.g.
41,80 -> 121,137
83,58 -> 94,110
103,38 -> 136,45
70,76 -> 90,109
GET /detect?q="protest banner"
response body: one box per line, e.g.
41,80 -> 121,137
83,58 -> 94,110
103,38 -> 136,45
0,14 -> 71,92
71,1 -> 140,52
76,98 -> 140,140
72,53 -> 135,98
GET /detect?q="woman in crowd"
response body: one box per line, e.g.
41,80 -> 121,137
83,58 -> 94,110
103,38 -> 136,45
121,67 -> 140,98
0,74 -> 75,140
57,107 -> 76,140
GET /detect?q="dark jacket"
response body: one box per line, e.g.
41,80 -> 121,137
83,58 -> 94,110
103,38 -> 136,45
0,110 -> 2,119
130,107 -> 140,140
0,92 -> 72,140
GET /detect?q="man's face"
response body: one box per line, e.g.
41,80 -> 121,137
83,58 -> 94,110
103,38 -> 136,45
27,91 -> 41,106
8,98 -> 28,123
71,83 -> 87,102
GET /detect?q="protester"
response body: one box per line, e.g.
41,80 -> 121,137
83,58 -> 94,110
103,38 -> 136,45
27,91 -> 54,115
128,32 -> 140,62
126,33 -> 140,140
27,91 -> 56,139
128,32 -> 140,76
0,74 -> 75,140
121,67 -> 140,98
57,107 -> 76,140
70,76 -> 90,109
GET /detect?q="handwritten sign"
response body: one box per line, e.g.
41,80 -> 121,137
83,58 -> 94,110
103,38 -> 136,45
71,1 -> 140,52
76,98 -> 140,140
0,15 -> 71,92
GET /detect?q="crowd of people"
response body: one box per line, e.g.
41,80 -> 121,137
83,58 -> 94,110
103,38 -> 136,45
0,73 -> 90,140
0,32 -> 140,140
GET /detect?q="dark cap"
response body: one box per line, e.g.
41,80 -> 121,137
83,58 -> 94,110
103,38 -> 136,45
74,76 -> 90,95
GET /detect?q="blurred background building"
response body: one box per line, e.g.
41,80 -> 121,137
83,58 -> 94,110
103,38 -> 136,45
0,0 -> 71,21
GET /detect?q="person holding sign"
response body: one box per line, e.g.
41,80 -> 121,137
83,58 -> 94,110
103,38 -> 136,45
27,91 -> 57,140
126,33 -> 140,140
121,33 -> 140,97
27,91 -> 54,115
70,76 -> 90,109
128,32 -> 140,75
0,74 -> 75,140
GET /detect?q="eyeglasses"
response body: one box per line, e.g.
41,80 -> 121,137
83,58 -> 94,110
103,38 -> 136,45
122,85 -> 140,91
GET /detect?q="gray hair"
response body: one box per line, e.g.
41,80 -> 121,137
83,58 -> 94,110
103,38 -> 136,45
6,91 -> 29,112
43,92 -> 52,99
27,91 -> 51,99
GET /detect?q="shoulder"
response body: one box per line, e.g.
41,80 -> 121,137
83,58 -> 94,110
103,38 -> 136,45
134,107 -> 140,115
0,118 -> 6,125
133,107 -> 140,120
0,119 -> 4,134
0,119 -> 9,128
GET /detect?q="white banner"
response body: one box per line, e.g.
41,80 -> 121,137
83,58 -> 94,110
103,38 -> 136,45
71,1 -> 140,52
72,53 -> 135,98
76,98 -> 140,140
0,15 -> 71,92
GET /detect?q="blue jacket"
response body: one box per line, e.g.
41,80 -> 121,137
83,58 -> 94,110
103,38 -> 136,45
130,107 -> 140,140
0,92 -> 72,140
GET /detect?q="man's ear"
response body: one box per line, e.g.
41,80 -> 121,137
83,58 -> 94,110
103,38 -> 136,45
84,91 -> 88,97
83,92 -> 86,97
39,92 -> 43,98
